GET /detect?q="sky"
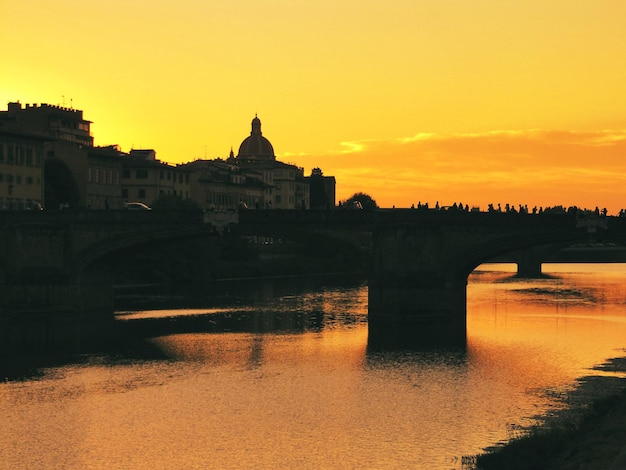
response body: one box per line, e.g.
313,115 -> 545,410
3,0 -> 626,212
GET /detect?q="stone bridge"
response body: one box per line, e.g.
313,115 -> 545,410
0,210 -> 210,346
1,208 -> 624,348
237,209 -> 626,346
366,210 -> 623,347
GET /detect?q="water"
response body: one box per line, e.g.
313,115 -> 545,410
2,265 -> 626,469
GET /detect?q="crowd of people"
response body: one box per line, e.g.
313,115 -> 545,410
408,201 -> 617,217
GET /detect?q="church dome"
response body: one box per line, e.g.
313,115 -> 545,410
237,115 -> 275,161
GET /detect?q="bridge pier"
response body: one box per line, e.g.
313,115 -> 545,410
516,252 -> 543,278
368,276 -> 467,349
367,226 -> 470,348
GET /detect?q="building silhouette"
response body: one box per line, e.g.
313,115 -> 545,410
0,103 -> 335,211
229,115 -> 310,210
0,126 -> 46,210
181,115 -> 335,211
122,149 -> 191,205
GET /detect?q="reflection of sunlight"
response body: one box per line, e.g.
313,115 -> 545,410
468,264 -> 626,391
115,308 -> 250,320
152,328 -> 368,370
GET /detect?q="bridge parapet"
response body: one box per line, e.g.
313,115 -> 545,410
237,208 -> 613,230
0,209 -> 203,226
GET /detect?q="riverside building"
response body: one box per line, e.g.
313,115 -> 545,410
122,149 -> 191,206
228,115 -> 310,209
0,101 -> 123,209
0,128 -> 46,210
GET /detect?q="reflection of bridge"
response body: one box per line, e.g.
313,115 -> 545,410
1,209 -> 625,348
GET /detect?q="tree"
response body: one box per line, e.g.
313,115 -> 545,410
341,192 -> 378,210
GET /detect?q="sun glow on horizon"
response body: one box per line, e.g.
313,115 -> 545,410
3,0 -> 626,212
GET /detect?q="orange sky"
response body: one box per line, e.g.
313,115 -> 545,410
3,1 -> 626,212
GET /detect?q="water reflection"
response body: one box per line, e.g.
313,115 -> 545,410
116,274 -> 368,342
2,266 -> 626,469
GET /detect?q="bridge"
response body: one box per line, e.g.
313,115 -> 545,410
0,209 -> 624,348
0,210 -> 211,347
236,209 -> 626,347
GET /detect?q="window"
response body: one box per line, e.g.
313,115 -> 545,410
95,169 -> 99,183
0,173 -> 4,182
275,195 -> 281,204
136,170 -> 148,179
122,169 -> 130,179
122,189 -> 128,198
138,189 -> 146,198
88,167 -> 92,182
26,176 -> 33,184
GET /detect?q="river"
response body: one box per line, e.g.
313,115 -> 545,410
1,264 -> 626,469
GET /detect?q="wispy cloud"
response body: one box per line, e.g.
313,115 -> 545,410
286,128 -> 626,212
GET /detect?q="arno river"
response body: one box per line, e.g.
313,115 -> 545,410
2,264 -> 626,469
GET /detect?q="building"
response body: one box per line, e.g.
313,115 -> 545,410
0,102 -> 122,209
86,145 -> 124,209
1,103 -> 335,211
0,129 -> 46,210
0,102 -> 93,147
182,157 -> 268,210
229,115 -> 309,209
121,149 -> 191,206
306,167 -> 336,209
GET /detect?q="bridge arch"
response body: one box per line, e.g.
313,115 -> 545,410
367,211 -> 626,349
448,232 -> 592,282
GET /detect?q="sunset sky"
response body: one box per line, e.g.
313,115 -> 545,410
3,1 -> 626,212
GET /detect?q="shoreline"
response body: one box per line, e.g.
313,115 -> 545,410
474,355 -> 626,469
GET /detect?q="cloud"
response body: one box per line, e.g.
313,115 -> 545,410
287,128 -> 626,212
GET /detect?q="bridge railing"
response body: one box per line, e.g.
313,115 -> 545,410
0,209 -> 204,226
237,208 -> 590,229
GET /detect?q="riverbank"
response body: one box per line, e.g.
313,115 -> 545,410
475,356 -> 626,469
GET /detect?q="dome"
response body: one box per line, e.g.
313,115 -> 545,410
237,115 -> 275,161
